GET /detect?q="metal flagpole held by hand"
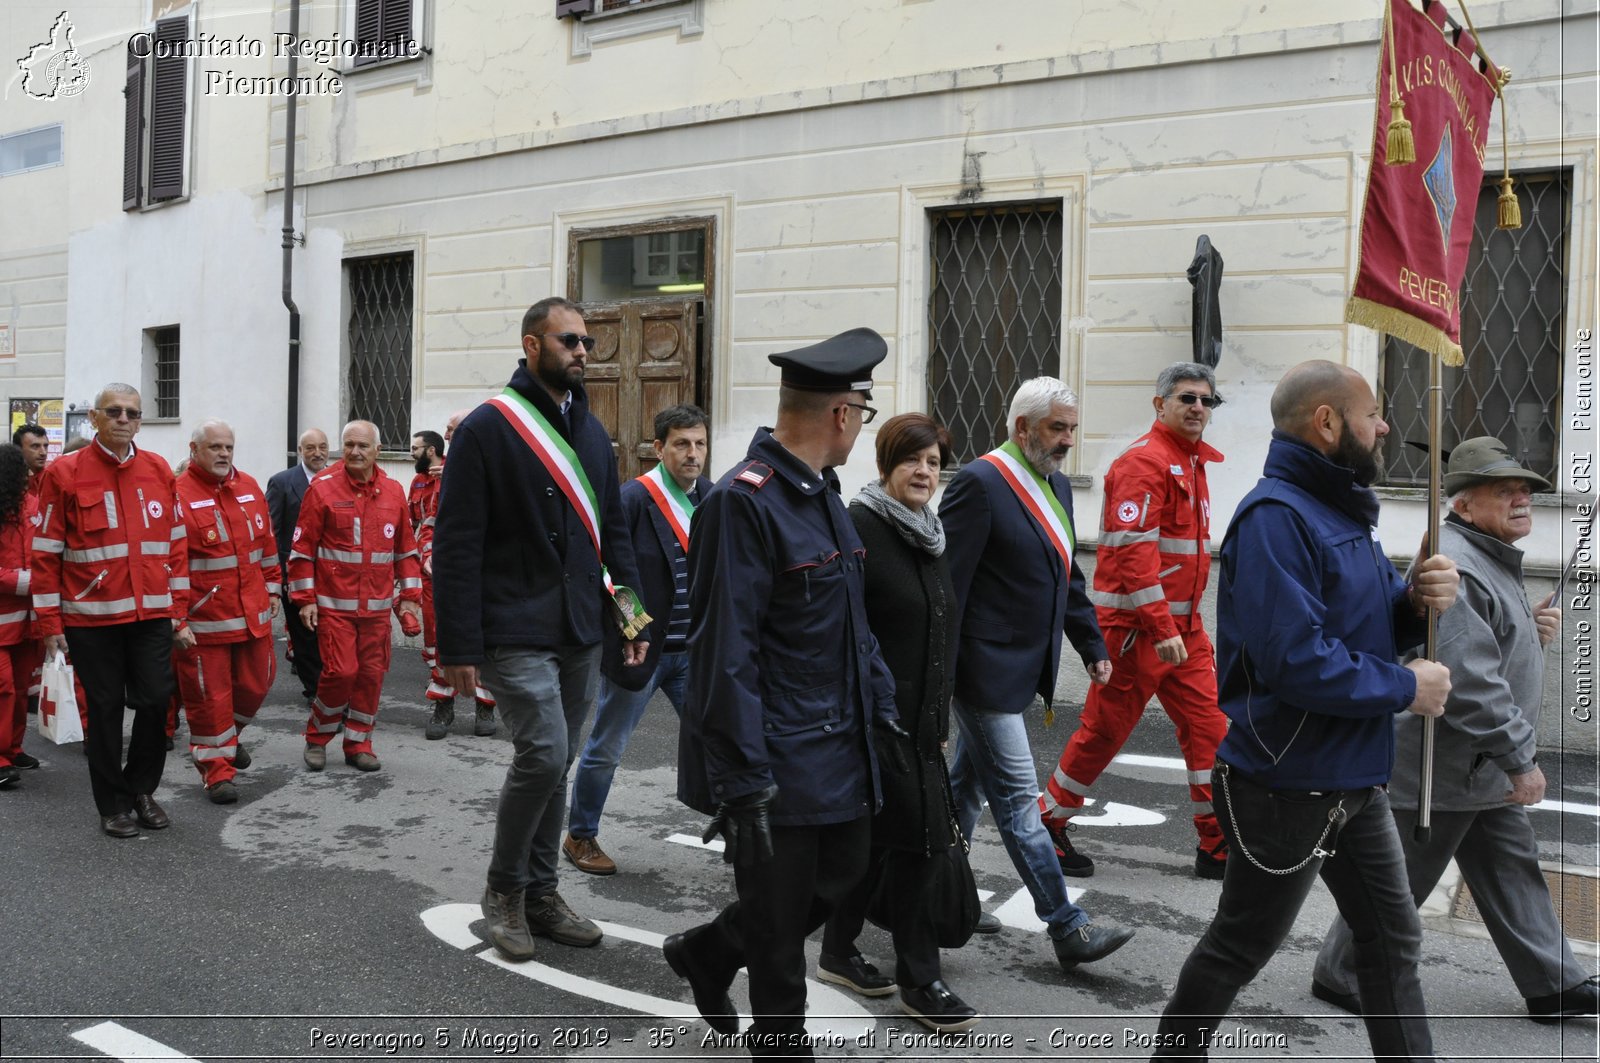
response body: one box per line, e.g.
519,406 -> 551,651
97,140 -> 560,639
1416,353 -> 1444,843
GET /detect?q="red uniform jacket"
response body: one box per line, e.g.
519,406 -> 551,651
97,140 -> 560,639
0,495 -> 39,646
407,465 -> 442,564
1089,419 -> 1221,641
288,464 -> 422,618
176,464 -> 281,643
31,443 -> 187,636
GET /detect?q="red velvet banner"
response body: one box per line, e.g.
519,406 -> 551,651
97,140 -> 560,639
1346,0 -> 1498,365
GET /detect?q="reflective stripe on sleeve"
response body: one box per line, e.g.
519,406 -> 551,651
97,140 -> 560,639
190,617 -> 249,634
1100,529 -> 1158,547
1089,586 -> 1166,610
32,536 -> 64,554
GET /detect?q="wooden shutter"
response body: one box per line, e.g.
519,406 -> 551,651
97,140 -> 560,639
556,0 -> 594,17
122,43 -> 144,210
379,0 -> 413,50
147,16 -> 188,202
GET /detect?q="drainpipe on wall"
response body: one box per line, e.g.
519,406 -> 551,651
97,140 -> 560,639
281,0 -> 302,467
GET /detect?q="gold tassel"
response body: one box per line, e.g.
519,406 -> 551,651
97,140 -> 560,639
1496,176 -> 1522,230
1386,97 -> 1416,165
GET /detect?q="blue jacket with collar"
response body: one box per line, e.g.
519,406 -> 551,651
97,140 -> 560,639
940,454 -> 1107,714
677,428 -> 898,826
1215,432 -> 1426,790
600,472 -> 713,692
431,362 -> 640,663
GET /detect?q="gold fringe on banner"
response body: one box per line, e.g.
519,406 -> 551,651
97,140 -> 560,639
1346,297 -> 1465,366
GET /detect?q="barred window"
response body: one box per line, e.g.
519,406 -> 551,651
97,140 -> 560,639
927,201 -> 1063,465
143,325 -> 180,420
345,253 -> 414,453
1381,171 -> 1569,489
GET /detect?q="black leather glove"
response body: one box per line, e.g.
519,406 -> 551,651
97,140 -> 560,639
702,784 -> 779,869
876,718 -> 913,775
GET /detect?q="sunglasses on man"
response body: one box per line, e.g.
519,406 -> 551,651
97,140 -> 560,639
96,406 -> 144,420
1172,392 -> 1222,409
544,332 -> 597,353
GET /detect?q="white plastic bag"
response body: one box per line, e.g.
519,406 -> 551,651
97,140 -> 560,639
38,651 -> 83,745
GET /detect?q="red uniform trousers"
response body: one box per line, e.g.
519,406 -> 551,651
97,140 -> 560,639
305,612 -> 391,755
420,576 -> 494,707
0,641 -> 42,766
174,636 -> 275,786
1041,626 -> 1227,849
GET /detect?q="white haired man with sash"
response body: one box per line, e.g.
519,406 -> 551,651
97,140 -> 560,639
941,377 -> 1135,973
433,296 -> 649,963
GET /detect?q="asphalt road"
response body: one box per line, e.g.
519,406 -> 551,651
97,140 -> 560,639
2,643 -> 1597,1062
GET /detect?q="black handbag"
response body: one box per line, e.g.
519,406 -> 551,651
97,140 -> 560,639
864,780 -> 981,949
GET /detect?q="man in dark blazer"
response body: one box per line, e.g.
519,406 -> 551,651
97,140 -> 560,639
265,427 -> 329,704
433,296 -> 647,965
940,376 -> 1134,973
563,404 -> 712,876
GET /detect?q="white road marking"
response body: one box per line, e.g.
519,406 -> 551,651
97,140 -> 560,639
668,832 -> 724,852
1068,797 -> 1167,828
1529,799 -> 1600,818
993,884 -> 1082,932
1112,753 -> 1188,770
72,1021 -> 201,1062
419,904 -> 873,1043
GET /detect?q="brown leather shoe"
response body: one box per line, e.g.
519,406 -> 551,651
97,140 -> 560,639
133,794 -> 171,830
102,811 -> 140,838
344,751 -> 381,772
562,833 -> 617,876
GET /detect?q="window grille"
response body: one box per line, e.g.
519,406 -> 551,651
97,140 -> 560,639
150,326 -> 180,420
1381,171 -> 1569,489
927,202 -> 1063,464
346,253 -> 414,452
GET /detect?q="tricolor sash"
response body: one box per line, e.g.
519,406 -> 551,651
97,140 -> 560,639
636,464 -> 694,554
487,388 -> 651,638
979,441 -> 1077,571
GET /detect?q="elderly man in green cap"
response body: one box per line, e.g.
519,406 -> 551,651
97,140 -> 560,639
1312,437 -> 1595,1024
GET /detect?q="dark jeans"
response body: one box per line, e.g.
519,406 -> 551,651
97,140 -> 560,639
681,815 -> 871,1058
67,620 -> 175,817
480,643 -> 601,896
1153,763 -> 1432,1061
282,590 -> 321,701
822,846 -> 942,989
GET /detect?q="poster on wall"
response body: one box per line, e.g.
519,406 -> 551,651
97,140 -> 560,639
37,400 -> 65,457
8,398 -> 40,437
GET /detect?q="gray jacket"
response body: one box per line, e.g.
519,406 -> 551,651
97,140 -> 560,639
1389,516 -> 1546,810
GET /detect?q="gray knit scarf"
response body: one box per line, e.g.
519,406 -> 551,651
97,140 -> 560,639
854,480 -> 946,557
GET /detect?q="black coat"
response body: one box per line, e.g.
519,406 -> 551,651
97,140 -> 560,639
432,363 -> 640,663
677,429 -> 898,826
850,502 -> 958,855
600,472 -> 713,691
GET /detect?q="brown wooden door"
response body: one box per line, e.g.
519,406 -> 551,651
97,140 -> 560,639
580,299 -> 699,481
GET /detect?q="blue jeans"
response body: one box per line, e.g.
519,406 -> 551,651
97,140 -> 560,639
1153,764 -> 1431,1060
567,651 -> 688,838
479,643 -> 601,897
949,697 -> 1089,938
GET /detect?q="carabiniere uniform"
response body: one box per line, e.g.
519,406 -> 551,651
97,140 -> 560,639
678,426 -> 895,825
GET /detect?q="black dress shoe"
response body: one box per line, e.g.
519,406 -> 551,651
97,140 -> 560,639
11,751 -> 40,769
817,952 -> 896,997
1528,974 -> 1600,1024
0,766 -> 20,789
899,980 -> 980,1033
132,794 -> 171,830
663,930 -> 739,1035
1311,978 -> 1360,1015
232,743 -> 251,770
974,911 -> 1002,934
1053,923 -> 1135,970
102,811 -> 140,838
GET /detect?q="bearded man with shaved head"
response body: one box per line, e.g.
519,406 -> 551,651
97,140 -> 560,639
1150,360 -> 1460,1060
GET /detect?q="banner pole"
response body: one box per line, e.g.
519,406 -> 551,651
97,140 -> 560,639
1415,350 -> 1443,843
